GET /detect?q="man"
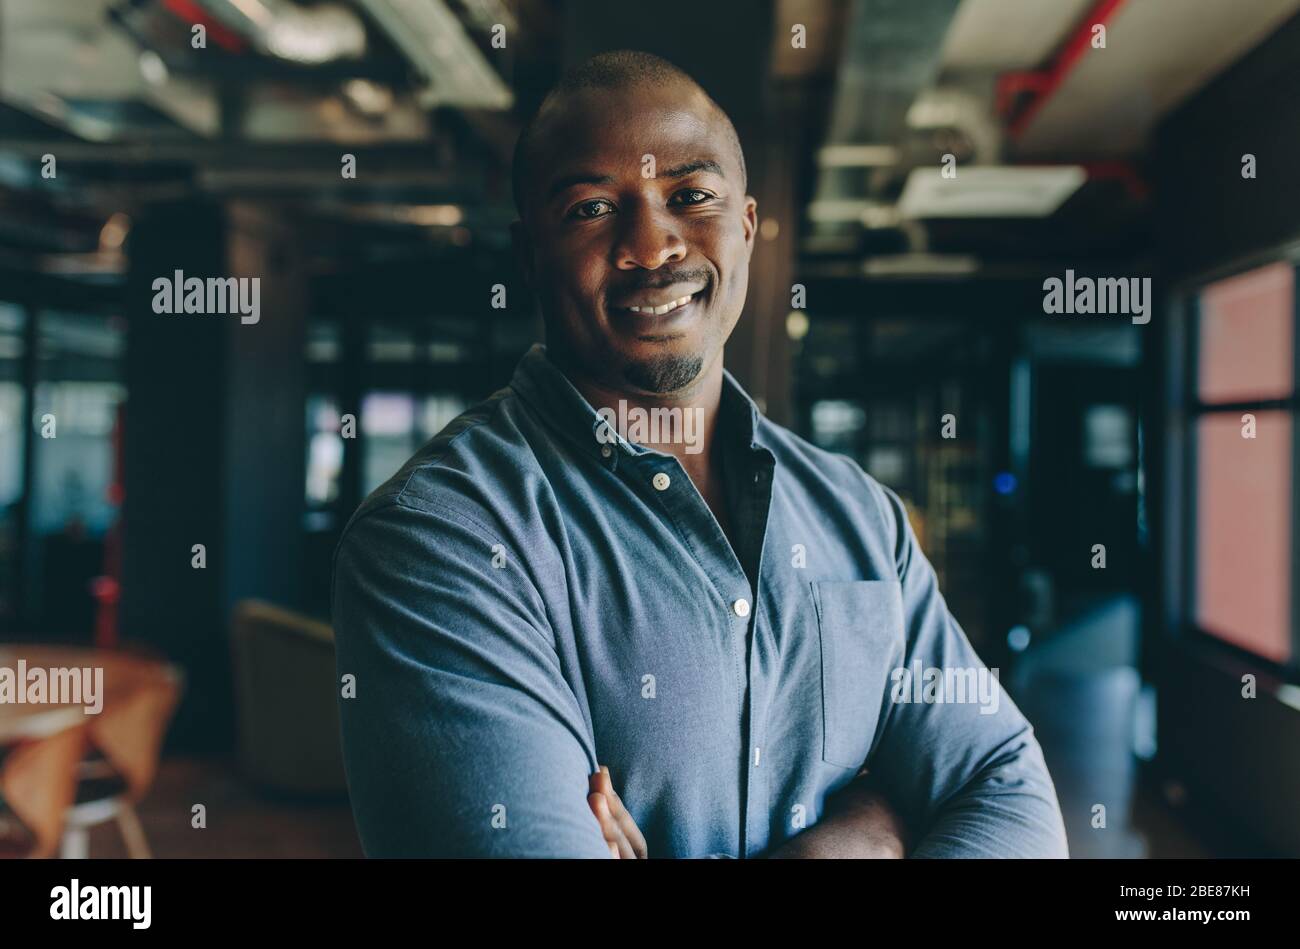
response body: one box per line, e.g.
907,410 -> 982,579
332,50 -> 1068,858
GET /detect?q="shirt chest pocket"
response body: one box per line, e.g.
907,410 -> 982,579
810,580 -> 906,770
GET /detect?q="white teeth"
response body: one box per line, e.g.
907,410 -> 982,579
628,294 -> 695,315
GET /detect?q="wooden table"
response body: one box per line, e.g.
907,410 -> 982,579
0,645 -> 181,857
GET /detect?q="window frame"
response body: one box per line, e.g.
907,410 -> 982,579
1177,252 -> 1300,676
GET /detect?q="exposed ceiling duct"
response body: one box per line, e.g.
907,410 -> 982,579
201,0 -> 369,64
803,0 -> 1300,274
352,0 -> 513,109
0,0 -> 531,269
805,0 -> 965,266
0,0 -> 514,147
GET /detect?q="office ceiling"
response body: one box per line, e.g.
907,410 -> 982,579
939,0 -> 1095,71
0,0 -> 1295,274
1006,0 -> 1300,158
804,0 -> 1300,271
0,0 -> 555,264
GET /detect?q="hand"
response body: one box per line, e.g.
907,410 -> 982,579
766,770 -> 908,859
587,766 -> 648,859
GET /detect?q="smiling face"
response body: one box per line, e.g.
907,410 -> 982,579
513,80 -> 757,397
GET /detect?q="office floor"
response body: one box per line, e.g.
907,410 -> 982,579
1128,783 -> 1211,858
81,756 -> 363,859
70,756 -> 1213,859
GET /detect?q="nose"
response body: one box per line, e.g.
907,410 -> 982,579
612,200 -> 687,271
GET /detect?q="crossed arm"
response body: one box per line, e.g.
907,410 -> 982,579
588,765 -> 909,859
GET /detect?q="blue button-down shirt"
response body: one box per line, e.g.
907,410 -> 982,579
332,344 -> 1067,858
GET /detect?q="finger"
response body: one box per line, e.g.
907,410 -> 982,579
598,767 -> 648,859
587,792 -> 620,858
586,789 -> 615,834
597,793 -> 636,860
589,791 -> 634,859
588,773 -> 621,857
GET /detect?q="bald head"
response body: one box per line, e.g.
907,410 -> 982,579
511,50 -> 747,222
507,48 -> 758,400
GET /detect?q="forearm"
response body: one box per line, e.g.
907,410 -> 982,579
908,784 -> 1068,858
766,773 -> 908,858
905,739 -> 1069,859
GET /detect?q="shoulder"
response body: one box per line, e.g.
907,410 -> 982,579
334,384 -> 553,573
757,417 -> 912,565
329,385 -> 561,640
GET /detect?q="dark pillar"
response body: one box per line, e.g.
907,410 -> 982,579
221,203 -> 308,615
122,200 -> 309,753
122,201 -> 231,751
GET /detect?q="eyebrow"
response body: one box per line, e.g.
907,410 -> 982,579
660,159 -> 725,179
545,159 -> 726,203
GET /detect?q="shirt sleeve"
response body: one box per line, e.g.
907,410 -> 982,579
865,482 -> 1070,858
331,496 -> 612,858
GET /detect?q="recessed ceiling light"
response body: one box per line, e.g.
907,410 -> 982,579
898,165 -> 1086,218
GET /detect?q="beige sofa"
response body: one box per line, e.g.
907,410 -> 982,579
229,600 -> 347,795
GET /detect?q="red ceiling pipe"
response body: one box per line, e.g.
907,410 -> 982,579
161,0 -> 248,54
997,0 -> 1129,140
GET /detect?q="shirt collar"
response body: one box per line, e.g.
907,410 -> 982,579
509,343 -> 767,462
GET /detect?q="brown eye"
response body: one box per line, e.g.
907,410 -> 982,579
672,189 -> 713,206
572,199 -> 613,219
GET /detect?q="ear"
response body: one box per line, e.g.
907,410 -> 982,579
510,218 -> 536,292
741,195 -> 758,253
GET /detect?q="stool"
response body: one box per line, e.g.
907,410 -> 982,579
58,752 -> 151,859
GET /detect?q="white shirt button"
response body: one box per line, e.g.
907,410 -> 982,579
600,444 -> 613,458
652,472 -> 671,491
733,598 -> 750,618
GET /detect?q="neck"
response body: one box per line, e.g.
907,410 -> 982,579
565,354 -> 725,484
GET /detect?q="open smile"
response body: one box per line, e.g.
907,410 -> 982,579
627,292 -> 695,315
612,288 -> 706,317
